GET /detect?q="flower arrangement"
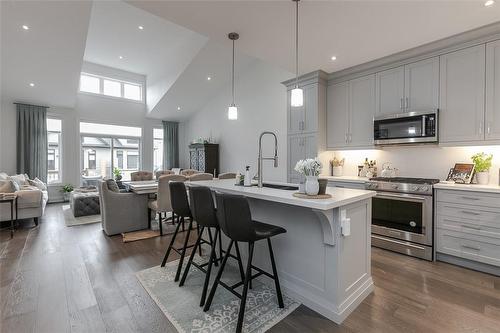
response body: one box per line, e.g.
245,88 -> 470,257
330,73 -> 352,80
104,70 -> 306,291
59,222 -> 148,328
294,158 -> 322,177
329,157 -> 345,168
471,152 -> 493,172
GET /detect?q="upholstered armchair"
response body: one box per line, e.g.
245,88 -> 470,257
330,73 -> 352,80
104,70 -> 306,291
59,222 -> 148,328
180,169 -> 200,177
148,174 -> 187,235
98,181 -> 149,235
155,170 -> 174,180
131,171 -> 153,181
218,172 -> 237,180
189,173 -> 214,181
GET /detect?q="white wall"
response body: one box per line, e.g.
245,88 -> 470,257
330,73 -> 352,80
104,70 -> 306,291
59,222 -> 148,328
180,60 -> 293,182
319,145 -> 500,185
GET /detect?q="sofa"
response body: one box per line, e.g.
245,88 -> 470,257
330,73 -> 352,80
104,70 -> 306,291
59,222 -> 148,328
0,173 -> 48,225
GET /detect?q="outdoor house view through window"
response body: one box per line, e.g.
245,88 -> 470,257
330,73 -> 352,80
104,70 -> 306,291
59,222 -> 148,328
79,73 -> 142,101
153,128 -> 163,173
47,118 -> 62,184
80,122 -> 141,186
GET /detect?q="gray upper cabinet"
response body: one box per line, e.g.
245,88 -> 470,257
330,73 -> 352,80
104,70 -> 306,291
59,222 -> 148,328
327,81 -> 349,148
375,66 -> 405,115
287,134 -> 317,183
404,57 -> 439,111
349,74 -> 375,147
486,39 -> 500,141
439,45 -> 486,143
288,84 -> 318,135
288,89 -> 305,135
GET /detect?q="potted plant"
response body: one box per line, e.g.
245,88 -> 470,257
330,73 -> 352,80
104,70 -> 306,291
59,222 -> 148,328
61,184 -> 74,202
471,152 -> 493,185
113,167 -> 122,181
330,157 -> 345,177
294,158 -> 323,195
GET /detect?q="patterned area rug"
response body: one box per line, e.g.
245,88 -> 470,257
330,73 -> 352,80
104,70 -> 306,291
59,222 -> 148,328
136,257 -> 300,333
62,205 -> 100,227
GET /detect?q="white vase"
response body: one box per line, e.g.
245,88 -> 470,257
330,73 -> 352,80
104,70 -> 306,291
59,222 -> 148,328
476,171 -> 489,185
332,166 -> 343,177
305,176 -> 319,195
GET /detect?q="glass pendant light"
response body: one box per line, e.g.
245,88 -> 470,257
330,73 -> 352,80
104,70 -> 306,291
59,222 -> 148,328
290,0 -> 303,107
228,32 -> 239,120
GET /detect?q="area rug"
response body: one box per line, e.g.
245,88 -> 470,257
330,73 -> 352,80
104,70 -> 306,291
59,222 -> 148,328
136,258 -> 300,333
62,205 -> 100,227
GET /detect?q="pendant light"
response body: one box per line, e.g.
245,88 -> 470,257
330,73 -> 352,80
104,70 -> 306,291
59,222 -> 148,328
290,0 -> 303,107
228,32 -> 239,120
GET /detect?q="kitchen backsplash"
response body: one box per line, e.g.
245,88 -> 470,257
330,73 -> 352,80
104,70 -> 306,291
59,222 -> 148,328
319,145 -> 500,185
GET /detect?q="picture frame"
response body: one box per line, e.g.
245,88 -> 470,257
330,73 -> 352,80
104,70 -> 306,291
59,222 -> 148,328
447,163 -> 475,184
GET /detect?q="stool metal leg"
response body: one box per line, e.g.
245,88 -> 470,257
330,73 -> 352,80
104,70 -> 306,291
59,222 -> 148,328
175,217 -> 193,282
248,243 -> 253,289
203,240 -> 234,312
236,242 -> 254,333
267,238 -> 284,308
233,242 -> 246,283
200,228 -> 219,307
179,226 -> 205,287
206,228 -> 218,267
196,224 -> 202,256
161,214 -> 182,267
158,212 -> 163,236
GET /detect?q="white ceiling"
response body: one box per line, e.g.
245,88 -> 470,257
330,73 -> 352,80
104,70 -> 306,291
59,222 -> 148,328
84,1 -> 208,112
129,0 -> 500,74
0,0 -> 92,107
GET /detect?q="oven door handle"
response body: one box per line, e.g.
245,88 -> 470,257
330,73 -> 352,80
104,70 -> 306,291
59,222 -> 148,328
375,192 -> 428,202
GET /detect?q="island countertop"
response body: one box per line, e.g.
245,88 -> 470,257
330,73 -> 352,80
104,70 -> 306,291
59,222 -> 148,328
187,179 -> 376,210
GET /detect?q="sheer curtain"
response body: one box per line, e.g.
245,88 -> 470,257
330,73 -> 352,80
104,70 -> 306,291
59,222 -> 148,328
162,121 -> 179,170
16,103 -> 48,182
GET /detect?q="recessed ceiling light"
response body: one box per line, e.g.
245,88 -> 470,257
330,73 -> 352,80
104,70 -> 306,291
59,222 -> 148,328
138,25 -> 144,30
177,106 -> 181,111
22,25 -> 29,30
331,56 -> 337,61
485,0 -> 495,6
119,56 -> 123,59
207,76 -> 211,81
29,83 -> 35,87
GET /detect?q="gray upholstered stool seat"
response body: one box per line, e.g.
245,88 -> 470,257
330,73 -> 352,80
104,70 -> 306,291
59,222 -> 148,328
70,191 -> 100,217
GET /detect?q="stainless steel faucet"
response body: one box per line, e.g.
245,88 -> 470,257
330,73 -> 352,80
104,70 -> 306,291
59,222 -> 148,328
257,131 -> 278,188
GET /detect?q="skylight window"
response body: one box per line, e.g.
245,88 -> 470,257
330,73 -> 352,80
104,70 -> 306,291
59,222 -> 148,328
79,73 -> 143,102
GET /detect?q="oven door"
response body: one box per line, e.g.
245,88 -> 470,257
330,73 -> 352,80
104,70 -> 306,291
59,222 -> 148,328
371,192 -> 432,245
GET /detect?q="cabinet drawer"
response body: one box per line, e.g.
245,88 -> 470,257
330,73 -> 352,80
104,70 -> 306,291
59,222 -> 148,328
436,190 -> 500,208
327,181 -> 366,190
437,229 -> 500,267
437,202 -> 500,226
437,215 -> 500,240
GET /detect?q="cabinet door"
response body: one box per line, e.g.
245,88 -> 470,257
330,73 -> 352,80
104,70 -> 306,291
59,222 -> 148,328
326,81 -> 349,148
304,84 -> 318,132
486,40 -> 500,141
349,74 -> 375,147
404,57 -> 439,111
440,45 -> 486,143
197,149 -> 206,172
288,89 -> 305,134
375,66 -> 405,115
189,149 -> 198,170
288,135 -> 305,182
304,134 -> 318,160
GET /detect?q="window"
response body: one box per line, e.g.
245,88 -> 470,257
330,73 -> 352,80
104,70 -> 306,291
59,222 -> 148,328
79,73 -> 143,101
127,152 -> 138,169
116,151 -> 123,169
88,150 -> 96,170
153,128 -> 163,172
47,118 -> 62,184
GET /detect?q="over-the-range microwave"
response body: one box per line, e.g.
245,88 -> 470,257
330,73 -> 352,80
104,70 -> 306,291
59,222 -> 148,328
374,110 -> 438,145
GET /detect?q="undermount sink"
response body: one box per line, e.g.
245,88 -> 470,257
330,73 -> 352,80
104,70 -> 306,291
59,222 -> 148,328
260,183 -> 298,191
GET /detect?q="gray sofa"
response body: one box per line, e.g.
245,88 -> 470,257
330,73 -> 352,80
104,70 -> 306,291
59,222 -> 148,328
98,180 -> 148,236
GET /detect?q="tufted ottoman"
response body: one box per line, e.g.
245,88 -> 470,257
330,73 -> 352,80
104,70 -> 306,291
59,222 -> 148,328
70,191 -> 100,217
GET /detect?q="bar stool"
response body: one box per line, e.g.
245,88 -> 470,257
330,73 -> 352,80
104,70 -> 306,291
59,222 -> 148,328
178,185 -> 246,306
204,192 -> 286,333
160,181 -> 203,281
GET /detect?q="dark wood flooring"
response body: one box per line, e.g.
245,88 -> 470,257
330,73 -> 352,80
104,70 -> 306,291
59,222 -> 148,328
1,203 -> 500,333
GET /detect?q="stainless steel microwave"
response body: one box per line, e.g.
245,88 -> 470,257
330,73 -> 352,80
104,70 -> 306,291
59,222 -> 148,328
374,110 -> 438,145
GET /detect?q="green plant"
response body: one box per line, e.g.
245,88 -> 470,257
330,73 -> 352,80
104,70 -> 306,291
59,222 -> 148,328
61,184 -> 74,193
471,152 -> 493,172
113,167 -> 122,178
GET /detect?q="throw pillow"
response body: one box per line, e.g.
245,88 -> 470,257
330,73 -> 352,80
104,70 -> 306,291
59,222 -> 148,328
106,179 -> 120,193
0,172 -> 8,180
10,174 -> 27,187
0,180 -> 15,193
28,178 -> 47,191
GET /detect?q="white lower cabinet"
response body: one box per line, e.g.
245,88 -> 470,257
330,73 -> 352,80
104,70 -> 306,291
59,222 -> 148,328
436,189 -> 500,268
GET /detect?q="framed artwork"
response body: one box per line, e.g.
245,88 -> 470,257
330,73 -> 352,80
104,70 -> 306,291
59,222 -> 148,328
447,163 -> 475,184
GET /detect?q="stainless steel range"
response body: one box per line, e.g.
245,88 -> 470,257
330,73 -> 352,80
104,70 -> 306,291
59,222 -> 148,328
366,177 -> 440,261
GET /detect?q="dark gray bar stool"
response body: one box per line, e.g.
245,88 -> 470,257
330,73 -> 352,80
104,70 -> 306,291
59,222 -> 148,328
203,192 -> 286,333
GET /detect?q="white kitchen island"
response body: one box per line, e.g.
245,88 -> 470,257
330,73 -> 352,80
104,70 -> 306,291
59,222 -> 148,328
188,179 -> 376,324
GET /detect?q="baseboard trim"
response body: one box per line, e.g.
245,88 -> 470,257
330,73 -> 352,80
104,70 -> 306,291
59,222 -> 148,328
436,253 -> 500,277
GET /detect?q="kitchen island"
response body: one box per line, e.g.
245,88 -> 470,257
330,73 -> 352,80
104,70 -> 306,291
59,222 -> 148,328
188,179 -> 376,324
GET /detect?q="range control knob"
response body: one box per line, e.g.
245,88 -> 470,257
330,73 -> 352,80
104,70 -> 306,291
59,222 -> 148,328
419,186 -> 429,192
411,186 -> 419,192
391,184 -> 399,190
367,182 -> 378,189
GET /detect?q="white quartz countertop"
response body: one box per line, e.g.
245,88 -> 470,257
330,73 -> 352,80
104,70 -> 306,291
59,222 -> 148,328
434,181 -> 500,194
187,179 -> 376,211
322,176 -> 369,184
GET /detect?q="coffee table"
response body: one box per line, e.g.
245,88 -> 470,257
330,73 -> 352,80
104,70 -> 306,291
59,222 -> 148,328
0,195 -> 18,238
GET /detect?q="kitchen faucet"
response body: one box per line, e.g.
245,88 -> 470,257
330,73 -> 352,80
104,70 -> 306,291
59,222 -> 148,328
257,131 -> 278,188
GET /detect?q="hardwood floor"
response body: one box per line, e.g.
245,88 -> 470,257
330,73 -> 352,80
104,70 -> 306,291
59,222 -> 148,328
1,203 -> 500,333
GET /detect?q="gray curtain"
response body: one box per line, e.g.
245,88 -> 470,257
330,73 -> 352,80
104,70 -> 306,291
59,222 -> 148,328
16,103 -> 48,182
163,121 -> 179,170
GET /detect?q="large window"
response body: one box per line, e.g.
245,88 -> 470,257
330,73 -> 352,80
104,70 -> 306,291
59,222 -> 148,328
80,122 -> 142,184
79,73 -> 143,102
153,128 -> 163,172
47,118 -> 62,184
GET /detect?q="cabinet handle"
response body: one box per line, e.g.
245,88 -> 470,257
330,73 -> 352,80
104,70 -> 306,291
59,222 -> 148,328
345,133 -> 348,144
461,196 -> 480,201
479,122 -> 483,135
462,225 -> 481,230
405,97 -> 409,110
461,210 -> 481,216
348,133 -> 352,143
461,244 -> 481,251
400,98 -> 404,110
487,122 -> 491,135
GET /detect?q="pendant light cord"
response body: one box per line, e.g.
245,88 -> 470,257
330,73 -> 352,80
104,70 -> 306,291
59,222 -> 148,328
295,0 -> 299,88
232,39 -> 235,105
